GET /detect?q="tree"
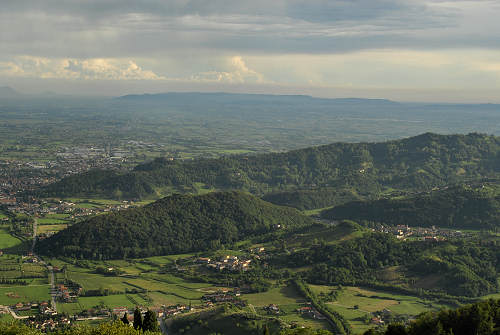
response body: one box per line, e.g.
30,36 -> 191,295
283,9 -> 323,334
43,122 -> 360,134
385,324 -> 408,335
263,325 -> 270,335
133,307 -> 143,330
363,330 -> 381,335
121,312 -> 129,325
143,309 -> 159,332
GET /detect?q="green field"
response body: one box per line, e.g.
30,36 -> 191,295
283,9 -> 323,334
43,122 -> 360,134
38,224 -> 68,234
0,226 -> 22,249
43,214 -> 70,219
308,285 -> 451,334
37,218 -> 68,225
58,293 -> 150,314
0,285 -> 51,305
245,285 -> 330,330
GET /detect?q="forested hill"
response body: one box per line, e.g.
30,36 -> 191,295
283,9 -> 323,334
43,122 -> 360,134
36,191 -> 313,259
371,299 -> 500,335
36,133 -> 500,200
321,183 -> 500,229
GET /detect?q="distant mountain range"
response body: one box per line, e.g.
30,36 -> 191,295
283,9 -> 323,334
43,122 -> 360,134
117,91 -> 399,106
0,86 -> 21,98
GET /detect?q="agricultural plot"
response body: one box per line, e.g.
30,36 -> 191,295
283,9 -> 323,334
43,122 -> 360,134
55,258 -> 221,315
58,293 -> 150,315
37,224 -> 68,234
37,218 -> 68,225
0,226 -> 22,249
0,285 -> 51,305
308,285 -> 451,334
245,285 -> 330,330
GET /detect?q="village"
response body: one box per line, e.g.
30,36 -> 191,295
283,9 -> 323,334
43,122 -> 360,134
372,223 -> 473,241
197,255 -> 253,272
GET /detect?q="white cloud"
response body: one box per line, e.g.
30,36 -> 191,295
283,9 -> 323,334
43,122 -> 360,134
0,56 -> 165,80
191,56 -> 265,83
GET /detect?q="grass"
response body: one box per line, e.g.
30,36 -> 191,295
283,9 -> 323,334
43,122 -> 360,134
303,206 -> 334,216
245,286 -> 305,307
325,304 -> 372,334
0,226 -> 22,249
245,285 -> 330,330
64,198 -> 123,206
43,213 -> 70,219
0,285 -> 51,305
37,224 -> 68,234
66,271 -> 132,292
58,293 -> 150,314
37,218 -> 68,225
307,285 -> 451,334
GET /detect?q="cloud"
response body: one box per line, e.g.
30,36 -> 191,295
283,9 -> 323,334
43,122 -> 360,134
191,56 -> 265,83
0,56 -> 165,80
1,0 -> 500,101
2,0 -> 498,59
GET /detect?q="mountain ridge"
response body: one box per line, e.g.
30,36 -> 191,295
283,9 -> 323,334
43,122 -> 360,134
34,132 -> 500,201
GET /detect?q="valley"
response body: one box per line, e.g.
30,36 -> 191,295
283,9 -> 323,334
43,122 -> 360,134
0,96 -> 500,334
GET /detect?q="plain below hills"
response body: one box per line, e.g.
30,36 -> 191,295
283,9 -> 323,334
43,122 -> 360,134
35,133 -> 500,204
36,191 -> 313,260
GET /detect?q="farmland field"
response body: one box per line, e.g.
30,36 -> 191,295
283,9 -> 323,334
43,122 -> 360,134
308,285 -> 451,334
37,218 -> 68,225
58,293 -> 150,315
37,224 -> 68,234
0,285 -> 51,305
0,226 -> 22,249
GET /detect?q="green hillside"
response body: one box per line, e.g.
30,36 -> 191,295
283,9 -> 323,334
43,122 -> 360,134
262,188 -> 364,210
36,191 -> 313,259
284,231 -> 500,297
371,298 -> 500,335
35,133 -> 500,200
321,182 -> 500,229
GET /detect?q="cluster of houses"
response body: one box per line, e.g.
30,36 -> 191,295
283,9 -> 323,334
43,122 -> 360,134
296,306 -> 326,320
0,147 -> 133,208
55,283 -> 82,303
38,200 -> 133,222
202,289 -> 242,304
375,224 -> 470,241
264,304 -> 280,315
197,255 -> 252,272
161,304 -> 190,317
370,308 -> 414,327
10,301 -> 56,316
27,317 -> 71,331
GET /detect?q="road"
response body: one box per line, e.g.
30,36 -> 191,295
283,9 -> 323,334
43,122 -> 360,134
31,218 -> 37,253
7,307 -> 30,320
159,317 -> 169,335
47,265 -> 57,312
30,217 -> 57,312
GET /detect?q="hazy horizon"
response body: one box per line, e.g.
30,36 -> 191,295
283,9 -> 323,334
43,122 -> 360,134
2,1 -> 500,103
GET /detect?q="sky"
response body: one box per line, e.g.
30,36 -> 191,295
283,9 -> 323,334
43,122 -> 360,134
1,0 -> 500,102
